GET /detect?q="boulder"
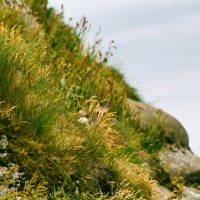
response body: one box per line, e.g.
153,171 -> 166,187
182,186 -> 200,200
127,98 -> 189,148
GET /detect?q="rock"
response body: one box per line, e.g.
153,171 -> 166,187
159,147 -> 200,181
78,117 -> 89,126
78,110 -> 88,117
0,135 -> 8,150
0,166 -> 8,181
77,110 -> 89,127
157,186 -> 200,200
0,187 -> 8,198
127,98 -> 189,149
182,186 -> 200,200
0,135 -> 9,158
156,186 -> 172,199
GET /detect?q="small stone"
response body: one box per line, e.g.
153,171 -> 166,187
0,187 -> 8,198
0,135 -> 8,150
78,117 -> 89,126
0,166 -> 8,181
75,186 -> 79,195
78,110 -> 87,117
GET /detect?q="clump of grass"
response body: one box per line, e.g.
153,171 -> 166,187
105,155 -> 159,200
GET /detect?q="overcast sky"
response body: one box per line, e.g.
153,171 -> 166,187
48,0 -> 200,156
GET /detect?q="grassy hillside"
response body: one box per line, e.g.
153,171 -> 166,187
0,1 -> 165,199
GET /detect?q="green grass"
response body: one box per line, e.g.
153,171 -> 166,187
0,1 -> 164,199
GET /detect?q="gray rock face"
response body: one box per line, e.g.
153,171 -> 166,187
159,147 -> 200,180
182,186 -> 200,200
157,186 -> 200,200
156,186 -> 172,199
127,98 -> 189,148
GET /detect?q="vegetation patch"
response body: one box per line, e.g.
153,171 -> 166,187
0,0 -> 179,199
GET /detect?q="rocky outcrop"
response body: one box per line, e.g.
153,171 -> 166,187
127,98 -> 200,199
127,98 -> 189,148
159,147 -> 200,182
182,186 -> 200,200
157,186 -> 200,200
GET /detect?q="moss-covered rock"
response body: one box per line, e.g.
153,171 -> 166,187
127,98 -> 189,149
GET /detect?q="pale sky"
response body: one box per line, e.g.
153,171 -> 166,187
48,0 -> 200,156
